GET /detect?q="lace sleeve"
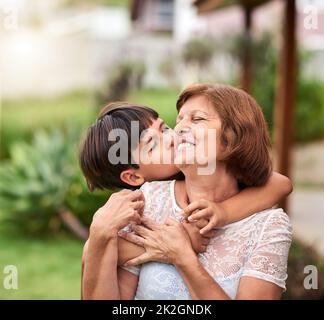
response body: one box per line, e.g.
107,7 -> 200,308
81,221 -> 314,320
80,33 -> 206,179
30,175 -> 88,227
241,209 -> 293,290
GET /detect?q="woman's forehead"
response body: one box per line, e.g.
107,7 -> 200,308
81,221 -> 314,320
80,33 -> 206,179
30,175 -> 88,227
178,96 -> 216,116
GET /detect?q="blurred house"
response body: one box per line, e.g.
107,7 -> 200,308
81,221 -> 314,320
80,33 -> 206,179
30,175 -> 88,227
131,0 -> 175,32
1,0 -> 131,98
1,0 -> 324,98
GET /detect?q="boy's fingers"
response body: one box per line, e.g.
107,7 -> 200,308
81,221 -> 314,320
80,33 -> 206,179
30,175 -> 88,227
182,202 -> 199,217
188,208 -> 211,222
199,222 -> 214,235
182,199 -> 209,217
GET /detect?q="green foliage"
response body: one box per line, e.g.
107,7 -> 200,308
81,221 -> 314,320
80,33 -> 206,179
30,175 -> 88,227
0,127 -> 108,235
227,32 -> 324,142
182,37 -> 215,68
96,60 -> 146,107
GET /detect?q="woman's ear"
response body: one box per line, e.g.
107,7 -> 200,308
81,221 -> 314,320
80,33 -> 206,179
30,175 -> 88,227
120,169 -> 145,187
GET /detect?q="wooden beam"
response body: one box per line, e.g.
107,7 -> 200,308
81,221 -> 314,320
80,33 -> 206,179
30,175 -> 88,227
241,6 -> 253,93
273,0 -> 297,213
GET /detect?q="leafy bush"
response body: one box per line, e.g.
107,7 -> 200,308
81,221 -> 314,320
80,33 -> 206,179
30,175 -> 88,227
182,37 -> 215,68
0,127 -> 108,238
226,32 -> 324,142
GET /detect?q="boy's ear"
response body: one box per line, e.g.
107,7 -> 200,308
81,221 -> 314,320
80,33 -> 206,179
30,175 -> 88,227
120,169 -> 145,187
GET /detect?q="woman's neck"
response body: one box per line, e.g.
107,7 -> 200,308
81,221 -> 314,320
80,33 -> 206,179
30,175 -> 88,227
178,163 -> 239,206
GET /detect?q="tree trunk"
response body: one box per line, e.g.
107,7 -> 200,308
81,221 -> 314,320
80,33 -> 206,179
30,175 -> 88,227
58,208 -> 89,241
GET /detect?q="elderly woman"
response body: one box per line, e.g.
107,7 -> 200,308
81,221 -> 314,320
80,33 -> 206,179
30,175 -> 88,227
82,84 -> 292,299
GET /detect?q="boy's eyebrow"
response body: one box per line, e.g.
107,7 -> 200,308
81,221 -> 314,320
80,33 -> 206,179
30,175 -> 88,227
141,119 -> 164,144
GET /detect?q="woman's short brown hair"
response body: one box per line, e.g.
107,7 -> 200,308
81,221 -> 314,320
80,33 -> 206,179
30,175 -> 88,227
79,102 -> 158,191
176,83 -> 272,186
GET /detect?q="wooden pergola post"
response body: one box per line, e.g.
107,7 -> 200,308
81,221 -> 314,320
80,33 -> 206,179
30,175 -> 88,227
241,6 -> 253,93
273,0 -> 297,212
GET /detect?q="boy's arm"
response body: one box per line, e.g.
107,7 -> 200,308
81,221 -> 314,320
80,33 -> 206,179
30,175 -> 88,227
221,172 -> 292,224
182,172 -> 292,234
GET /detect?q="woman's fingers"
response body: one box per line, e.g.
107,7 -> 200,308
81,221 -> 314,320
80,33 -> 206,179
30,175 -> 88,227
131,224 -> 151,238
130,212 -> 142,224
119,232 -> 146,247
124,252 -> 152,266
201,237 -> 210,246
203,229 -> 215,239
131,200 -> 144,210
188,208 -> 211,222
140,217 -> 159,230
165,217 -> 178,226
126,189 -> 144,201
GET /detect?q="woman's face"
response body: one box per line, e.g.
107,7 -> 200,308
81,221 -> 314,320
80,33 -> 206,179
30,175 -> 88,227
174,95 -> 224,170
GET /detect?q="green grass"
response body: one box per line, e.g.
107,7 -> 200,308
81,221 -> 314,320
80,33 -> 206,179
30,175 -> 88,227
0,228 -> 83,299
0,226 -> 323,299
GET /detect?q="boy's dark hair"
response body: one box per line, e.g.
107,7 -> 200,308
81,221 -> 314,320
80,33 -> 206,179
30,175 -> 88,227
79,102 -> 158,191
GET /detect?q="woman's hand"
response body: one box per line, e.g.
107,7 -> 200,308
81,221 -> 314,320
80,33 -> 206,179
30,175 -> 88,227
90,189 -> 144,240
119,217 -> 196,266
182,199 -> 228,234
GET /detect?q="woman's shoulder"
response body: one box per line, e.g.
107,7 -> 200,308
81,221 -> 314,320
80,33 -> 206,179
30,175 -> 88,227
254,208 -> 292,228
250,208 -> 293,241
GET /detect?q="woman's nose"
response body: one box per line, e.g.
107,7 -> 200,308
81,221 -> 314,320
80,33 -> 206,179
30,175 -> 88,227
174,123 -> 190,136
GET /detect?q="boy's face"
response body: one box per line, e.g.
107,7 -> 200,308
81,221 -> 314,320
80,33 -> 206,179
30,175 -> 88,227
124,118 -> 180,185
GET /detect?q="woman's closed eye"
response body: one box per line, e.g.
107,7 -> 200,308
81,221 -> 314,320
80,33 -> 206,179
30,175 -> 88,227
192,117 -> 205,123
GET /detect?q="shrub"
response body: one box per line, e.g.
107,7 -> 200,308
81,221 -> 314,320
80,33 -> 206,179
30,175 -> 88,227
0,127 -> 108,239
96,60 -> 146,107
226,32 -> 324,142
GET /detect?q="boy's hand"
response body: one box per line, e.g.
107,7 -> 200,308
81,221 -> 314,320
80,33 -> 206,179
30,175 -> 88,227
182,199 -> 228,235
182,219 -> 215,253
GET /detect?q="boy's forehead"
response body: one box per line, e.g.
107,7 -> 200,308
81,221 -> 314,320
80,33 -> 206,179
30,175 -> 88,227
139,118 -> 163,141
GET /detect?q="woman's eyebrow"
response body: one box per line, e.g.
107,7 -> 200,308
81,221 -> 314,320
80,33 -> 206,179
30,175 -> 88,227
177,109 -> 209,118
191,109 -> 208,116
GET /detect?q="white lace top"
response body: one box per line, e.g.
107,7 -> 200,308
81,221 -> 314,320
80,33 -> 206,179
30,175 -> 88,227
121,180 -> 293,300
